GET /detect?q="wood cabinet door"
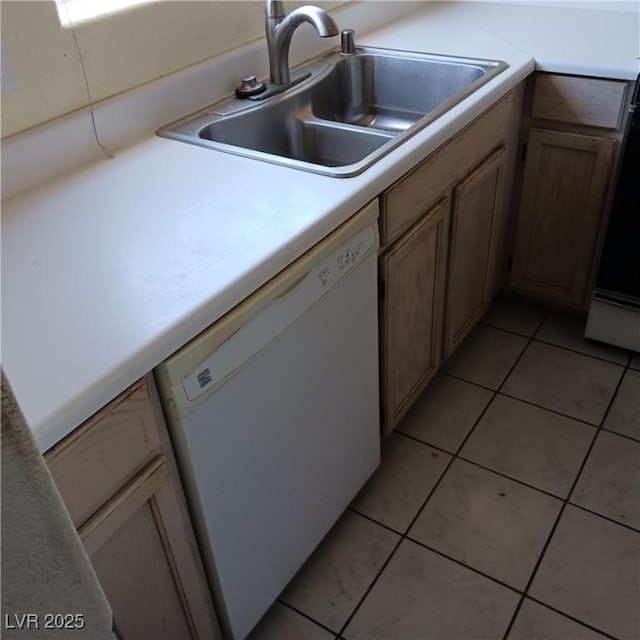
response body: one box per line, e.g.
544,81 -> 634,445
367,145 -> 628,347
444,146 -> 508,357
46,376 -> 221,640
510,128 -> 616,307
79,456 -> 219,640
380,198 -> 450,434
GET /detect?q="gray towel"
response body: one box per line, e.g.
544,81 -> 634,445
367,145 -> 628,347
1,371 -> 118,640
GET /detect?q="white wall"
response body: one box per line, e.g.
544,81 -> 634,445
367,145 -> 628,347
0,0 -> 347,138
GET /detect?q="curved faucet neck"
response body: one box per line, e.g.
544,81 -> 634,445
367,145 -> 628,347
264,2 -> 339,85
265,0 -> 285,19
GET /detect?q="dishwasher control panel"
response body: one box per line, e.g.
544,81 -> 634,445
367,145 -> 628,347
180,223 -> 377,402
316,227 -> 374,289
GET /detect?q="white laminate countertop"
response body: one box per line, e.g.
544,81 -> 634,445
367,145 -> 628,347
2,1 -> 638,452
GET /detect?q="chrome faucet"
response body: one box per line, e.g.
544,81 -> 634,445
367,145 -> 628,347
265,0 -> 339,85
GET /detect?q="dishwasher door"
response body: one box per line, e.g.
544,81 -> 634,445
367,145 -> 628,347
155,201 -> 380,639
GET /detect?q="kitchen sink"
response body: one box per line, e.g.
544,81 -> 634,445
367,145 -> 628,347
158,47 -> 507,177
197,94 -> 394,168
309,53 -> 488,131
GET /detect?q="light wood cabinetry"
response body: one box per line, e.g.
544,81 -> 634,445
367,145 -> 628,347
45,375 -> 221,640
444,146 -> 508,356
380,198 -> 450,432
531,74 -> 627,129
509,72 -> 631,309
380,88 -> 521,247
379,85 -> 523,433
510,129 -> 616,306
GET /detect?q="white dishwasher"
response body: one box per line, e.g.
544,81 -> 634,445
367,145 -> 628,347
155,200 -> 380,640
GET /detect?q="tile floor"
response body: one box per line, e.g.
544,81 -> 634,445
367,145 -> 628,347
249,296 -> 640,640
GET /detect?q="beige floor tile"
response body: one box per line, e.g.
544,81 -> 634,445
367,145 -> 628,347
442,325 -> 528,390
351,433 -> 450,532
502,342 -> 624,425
630,353 -> 640,370
537,314 -> 630,365
397,374 -> 493,453
481,295 -> 547,337
571,430 -> 640,529
343,539 -> 519,640
409,460 -> 561,589
461,395 -> 595,497
529,505 -> 640,639
280,511 -> 398,633
604,369 -> 640,441
248,603 -> 334,640
508,599 -> 609,640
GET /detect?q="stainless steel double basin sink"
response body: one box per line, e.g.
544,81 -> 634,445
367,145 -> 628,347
158,47 -> 507,177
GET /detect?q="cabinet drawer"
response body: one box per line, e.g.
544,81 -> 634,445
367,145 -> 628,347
532,74 -> 627,129
45,379 -> 163,528
381,90 -> 516,247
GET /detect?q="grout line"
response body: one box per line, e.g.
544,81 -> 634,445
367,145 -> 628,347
353,469 -> 640,543
480,315 -> 633,367
401,314 -> 632,638
441,311 -> 546,640
478,319 -> 534,339
394,429 -> 458,456
478,307 -> 548,341
396,430 -> 565,500
455,454 -> 566,501
524,597 -> 619,640
599,425 -> 640,444
346,506 -> 404,536
280,311 -> 634,640
276,600 -> 343,637
441,321 -> 543,640
334,401 -> 495,637
404,535 -> 522,594
336,325 -> 541,638
336,319 -> 539,639
532,337 -> 631,367
334,534 -> 403,637
404,324 -> 540,639
595,359 -> 632,436
438,369 -> 499,392
390,432 -> 640,533
498,391 -> 601,427
531,309 -> 551,339
566,502 -> 640,534
439,369 -> 603,429
500,468 -> 587,638
562,359 -> 630,510
501,355 -> 632,640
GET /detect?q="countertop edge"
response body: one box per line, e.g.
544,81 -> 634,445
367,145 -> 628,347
2,0 -> 636,452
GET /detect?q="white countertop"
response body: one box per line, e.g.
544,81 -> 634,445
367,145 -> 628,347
2,1 -> 637,452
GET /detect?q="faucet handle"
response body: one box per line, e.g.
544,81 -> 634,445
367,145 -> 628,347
236,75 -> 267,99
341,28 -> 356,55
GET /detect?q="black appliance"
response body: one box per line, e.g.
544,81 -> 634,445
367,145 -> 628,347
586,74 -> 640,351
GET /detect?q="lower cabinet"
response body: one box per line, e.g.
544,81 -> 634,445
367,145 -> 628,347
378,84 -> 523,434
380,198 -> 450,433
444,145 -> 508,356
510,128 -> 616,307
45,375 -> 221,640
